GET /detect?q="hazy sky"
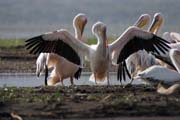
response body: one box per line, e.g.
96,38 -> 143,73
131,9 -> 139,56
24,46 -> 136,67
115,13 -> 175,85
0,0 -> 180,38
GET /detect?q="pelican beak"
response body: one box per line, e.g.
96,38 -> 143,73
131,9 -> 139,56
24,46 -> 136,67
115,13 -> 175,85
136,19 -> 147,28
135,14 -> 150,29
149,18 -> 159,33
79,18 -> 87,36
102,26 -> 107,47
149,13 -> 163,34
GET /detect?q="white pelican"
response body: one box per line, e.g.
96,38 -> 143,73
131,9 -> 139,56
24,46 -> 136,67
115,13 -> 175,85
112,13 -> 151,64
36,13 -> 87,86
157,82 -> 180,95
134,49 -> 180,85
132,13 -> 180,71
127,13 -> 178,77
36,53 -> 47,77
36,53 -> 82,86
134,65 -> 180,85
126,13 -> 164,81
163,32 -> 180,43
163,32 -> 176,43
170,32 -> 180,43
25,20 -> 170,84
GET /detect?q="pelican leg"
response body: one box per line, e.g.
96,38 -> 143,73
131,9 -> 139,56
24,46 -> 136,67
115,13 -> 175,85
124,77 -> 134,88
70,77 -> 74,86
107,71 -> 110,86
94,74 -> 97,85
129,78 -> 134,85
128,67 -> 142,85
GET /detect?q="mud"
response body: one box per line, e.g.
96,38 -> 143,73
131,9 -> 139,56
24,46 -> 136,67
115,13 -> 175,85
0,85 -> 180,120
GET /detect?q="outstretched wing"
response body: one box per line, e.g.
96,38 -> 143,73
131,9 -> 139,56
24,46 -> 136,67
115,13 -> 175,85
109,27 -> 170,82
25,30 -> 89,65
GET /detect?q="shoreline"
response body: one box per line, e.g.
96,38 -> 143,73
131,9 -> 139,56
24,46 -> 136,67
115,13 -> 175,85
0,85 -> 180,119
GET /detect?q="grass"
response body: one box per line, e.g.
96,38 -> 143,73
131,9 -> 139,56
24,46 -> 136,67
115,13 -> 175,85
0,39 -> 25,48
0,87 -> 64,103
0,36 -> 116,48
86,36 -> 115,45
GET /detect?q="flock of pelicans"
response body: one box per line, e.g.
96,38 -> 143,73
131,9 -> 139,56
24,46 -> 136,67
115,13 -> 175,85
25,13 -> 180,95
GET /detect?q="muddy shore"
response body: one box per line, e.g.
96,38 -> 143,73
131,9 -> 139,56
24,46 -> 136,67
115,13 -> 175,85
0,85 -> 180,120
0,46 -> 180,120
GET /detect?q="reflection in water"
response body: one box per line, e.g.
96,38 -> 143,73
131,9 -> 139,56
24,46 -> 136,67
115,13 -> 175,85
0,72 -> 143,87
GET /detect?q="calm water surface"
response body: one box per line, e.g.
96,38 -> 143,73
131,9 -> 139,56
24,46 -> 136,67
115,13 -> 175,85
0,72 -> 143,87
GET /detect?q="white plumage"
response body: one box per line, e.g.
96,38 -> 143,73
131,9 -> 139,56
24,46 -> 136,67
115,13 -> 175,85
134,49 -> 180,85
134,65 -> 180,85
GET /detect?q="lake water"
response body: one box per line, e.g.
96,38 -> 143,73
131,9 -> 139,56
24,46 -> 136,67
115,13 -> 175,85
0,72 -> 144,87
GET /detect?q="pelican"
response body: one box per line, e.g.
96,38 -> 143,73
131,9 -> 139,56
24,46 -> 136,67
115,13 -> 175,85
127,13 -> 178,78
25,18 -> 170,84
126,13 -> 164,81
157,82 -> 180,95
149,14 -> 180,69
134,49 -> 180,85
107,13 -> 150,84
112,13 -> 151,64
36,13 -> 87,86
170,32 -> 180,43
129,13 -> 180,72
163,32 -> 180,43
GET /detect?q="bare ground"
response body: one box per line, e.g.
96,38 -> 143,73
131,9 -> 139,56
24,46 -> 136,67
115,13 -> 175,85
0,85 -> 180,120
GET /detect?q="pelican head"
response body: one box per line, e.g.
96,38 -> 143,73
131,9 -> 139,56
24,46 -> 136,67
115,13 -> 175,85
92,21 -> 107,44
36,53 -> 48,77
149,13 -> 163,34
134,14 -> 151,28
73,13 -> 87,38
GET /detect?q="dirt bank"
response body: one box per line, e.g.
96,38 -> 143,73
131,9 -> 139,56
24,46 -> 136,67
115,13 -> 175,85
0,85 -> 180,120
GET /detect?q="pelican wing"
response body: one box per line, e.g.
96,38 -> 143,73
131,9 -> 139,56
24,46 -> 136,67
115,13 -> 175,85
25,30 -> 90,65
109,26 -> 170,82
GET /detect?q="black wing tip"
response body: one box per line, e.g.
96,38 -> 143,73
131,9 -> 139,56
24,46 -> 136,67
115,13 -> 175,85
45,65 -> 48,86
117,61 -> 131,83
154,35 -> 170,44
74,67 -> 82,79
151,35 -> 171,54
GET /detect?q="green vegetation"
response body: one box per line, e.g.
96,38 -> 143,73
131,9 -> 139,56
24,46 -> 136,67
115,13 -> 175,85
0,39 -> 25,48
86,36 -> 115,45
0,87 -> 64,103
86,37 -> 97,45
0,37 -> 115,48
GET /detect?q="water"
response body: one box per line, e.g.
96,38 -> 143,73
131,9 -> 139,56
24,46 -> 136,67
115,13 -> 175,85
0,72 -> 144,87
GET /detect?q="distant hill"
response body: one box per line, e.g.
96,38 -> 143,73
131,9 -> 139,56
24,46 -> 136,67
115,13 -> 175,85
0,0 -> 180,38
